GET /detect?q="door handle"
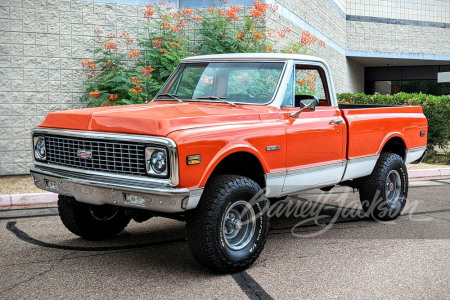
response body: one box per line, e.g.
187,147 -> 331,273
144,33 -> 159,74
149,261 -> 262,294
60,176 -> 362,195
329,119 -> 343,125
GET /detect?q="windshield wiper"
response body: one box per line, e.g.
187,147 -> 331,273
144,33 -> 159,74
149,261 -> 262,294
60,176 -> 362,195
195,96 -> 236,107
154,93 -> 183,103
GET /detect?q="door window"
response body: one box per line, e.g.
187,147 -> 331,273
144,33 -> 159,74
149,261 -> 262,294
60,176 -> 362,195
294,67 -> 329,106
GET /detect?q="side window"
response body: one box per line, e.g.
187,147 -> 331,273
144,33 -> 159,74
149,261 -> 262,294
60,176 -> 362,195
294,67 -> 329,106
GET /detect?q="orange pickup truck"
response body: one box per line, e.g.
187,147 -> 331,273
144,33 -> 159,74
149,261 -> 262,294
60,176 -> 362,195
31,53 -> 427,272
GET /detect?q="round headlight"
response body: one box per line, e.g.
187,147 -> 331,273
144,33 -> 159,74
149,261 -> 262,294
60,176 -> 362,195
151,150 -> 167,174
34,137 -> 46,160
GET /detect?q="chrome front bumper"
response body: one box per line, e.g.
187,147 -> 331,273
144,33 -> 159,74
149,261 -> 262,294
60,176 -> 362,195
31,167 -> 203,213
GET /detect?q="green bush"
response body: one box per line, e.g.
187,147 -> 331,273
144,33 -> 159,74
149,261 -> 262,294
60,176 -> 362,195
337,92 -> 450,151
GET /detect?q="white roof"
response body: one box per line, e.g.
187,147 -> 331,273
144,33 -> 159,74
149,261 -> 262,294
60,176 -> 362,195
181,53 -> 327,65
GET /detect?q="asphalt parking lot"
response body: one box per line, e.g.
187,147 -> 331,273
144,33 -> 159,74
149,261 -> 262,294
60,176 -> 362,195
1,178 -> 449,299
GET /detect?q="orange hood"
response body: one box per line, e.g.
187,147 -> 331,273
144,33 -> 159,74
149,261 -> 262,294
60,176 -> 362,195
38,102 -> 279,136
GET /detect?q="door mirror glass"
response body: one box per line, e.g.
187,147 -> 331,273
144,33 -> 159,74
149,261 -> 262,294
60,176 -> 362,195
300,99 -> 316,111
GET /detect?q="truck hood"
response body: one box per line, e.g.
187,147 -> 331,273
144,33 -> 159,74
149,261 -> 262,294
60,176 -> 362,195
39,102 -> 279,136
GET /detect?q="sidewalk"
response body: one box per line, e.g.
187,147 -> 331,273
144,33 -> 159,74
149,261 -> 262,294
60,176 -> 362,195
1,166 -> 449,208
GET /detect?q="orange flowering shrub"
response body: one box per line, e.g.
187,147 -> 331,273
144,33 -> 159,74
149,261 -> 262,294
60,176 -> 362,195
109,94 -> 119,101
127,50 -> 140,58
195,1 -> 277,54
89,90 -> 100,98
281,30 -> 326,55
141,66 -> 154,77
79,2 -> 189,107
81,60 -> 96,69
80,1 -> 327,107
296,70 -> 319,95
193,1 -> 325,56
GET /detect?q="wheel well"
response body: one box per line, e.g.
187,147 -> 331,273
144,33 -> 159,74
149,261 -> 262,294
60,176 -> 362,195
381,137 -> 406,159
208,152 -> 266,188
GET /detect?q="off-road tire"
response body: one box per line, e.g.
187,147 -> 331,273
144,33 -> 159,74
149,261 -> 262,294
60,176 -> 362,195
58,195 -> 131,240
357,153 -> 408,221
186,175 -> 270,273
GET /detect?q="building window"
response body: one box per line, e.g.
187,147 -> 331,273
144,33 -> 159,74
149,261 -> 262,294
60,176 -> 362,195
365,65 -> 450,96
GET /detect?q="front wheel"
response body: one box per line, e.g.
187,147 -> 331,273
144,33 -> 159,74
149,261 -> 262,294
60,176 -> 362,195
186,175 -> 270,273
357,153 -> 408,221
58,195 -> 131,240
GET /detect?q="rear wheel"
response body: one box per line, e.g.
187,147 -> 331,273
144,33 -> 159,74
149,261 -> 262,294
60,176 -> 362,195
357,153 -> 408,221
186,175 -> 270,273
58,195 -> 131,240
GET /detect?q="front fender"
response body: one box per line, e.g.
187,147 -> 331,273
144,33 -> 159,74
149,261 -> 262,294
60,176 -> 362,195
198,144 -> 270,187
167,121 -> 286,189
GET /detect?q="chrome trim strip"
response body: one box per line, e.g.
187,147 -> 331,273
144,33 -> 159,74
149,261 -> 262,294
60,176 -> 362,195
32,128 -> 180,187
265,170 -> 286,178
266,157 -> 378,180
286,161 -> 346,175
348,154 -> 380,163
407,146 -> 427,153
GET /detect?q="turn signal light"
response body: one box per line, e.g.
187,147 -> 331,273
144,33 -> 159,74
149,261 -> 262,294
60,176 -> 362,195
187,154 -> 201,165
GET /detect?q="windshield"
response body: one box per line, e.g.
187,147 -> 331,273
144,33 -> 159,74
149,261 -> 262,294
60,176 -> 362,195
158,62 -> 285,104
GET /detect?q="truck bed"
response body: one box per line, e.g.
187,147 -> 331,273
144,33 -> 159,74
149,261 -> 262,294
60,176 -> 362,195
339,105 -> 427,160
338,105 -> 427,181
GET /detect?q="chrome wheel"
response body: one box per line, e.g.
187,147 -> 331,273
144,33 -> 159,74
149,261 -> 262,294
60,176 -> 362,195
386,170 -> 401,206
222,200 -> 256,251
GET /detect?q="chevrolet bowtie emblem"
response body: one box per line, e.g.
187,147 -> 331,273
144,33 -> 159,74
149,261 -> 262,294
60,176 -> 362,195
77,149 -> 93,159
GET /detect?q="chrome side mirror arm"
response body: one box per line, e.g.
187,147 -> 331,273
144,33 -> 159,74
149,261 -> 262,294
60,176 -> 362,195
290,100 -> 316,118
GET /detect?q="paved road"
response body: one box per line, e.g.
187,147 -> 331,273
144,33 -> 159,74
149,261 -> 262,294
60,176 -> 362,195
1,178 -> 449,299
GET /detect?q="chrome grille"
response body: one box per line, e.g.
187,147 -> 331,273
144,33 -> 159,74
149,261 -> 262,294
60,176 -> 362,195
45,135 -> 147,176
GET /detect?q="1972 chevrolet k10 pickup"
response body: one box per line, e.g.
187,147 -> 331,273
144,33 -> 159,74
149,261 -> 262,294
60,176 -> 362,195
31,53 -> 427,272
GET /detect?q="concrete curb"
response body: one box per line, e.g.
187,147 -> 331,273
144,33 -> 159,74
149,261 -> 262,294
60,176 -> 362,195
0,193 -> 58,208
1,168 -> 449,208
408,168 -> 450,179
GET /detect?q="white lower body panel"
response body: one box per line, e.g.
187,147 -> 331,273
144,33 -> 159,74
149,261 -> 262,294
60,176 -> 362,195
265,161 -> 346,197
265,149 -> 423,198
405,146 -> 427,164
341,154 -> 379,181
